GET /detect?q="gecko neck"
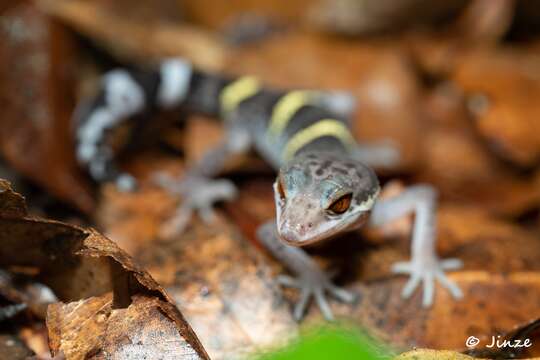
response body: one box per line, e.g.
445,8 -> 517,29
283,136 -> 355,167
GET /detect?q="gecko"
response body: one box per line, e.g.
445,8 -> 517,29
74,58 -> 463,321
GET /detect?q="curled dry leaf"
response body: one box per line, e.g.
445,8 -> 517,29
96,162 -> 297,359
417,86 -> 540,216
0,179 -> 208,359
452,48 -> 540,167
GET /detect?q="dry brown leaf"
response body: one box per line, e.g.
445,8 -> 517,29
180,0 -> 312,30
0,4 -> 94,213
96,168 -> 297,359
308,0 -> 468,35
47,293 -> 204,360
452,48 -> 540,167
451,0 -> 515,45
0,179 -> 209,359
395,349 -> 474,359
411,82 -> 540,216
38,0 -> 226,70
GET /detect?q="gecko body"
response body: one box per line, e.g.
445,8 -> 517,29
75,58 -> 463,321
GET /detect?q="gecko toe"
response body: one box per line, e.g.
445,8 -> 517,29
159,205 -> 193,238
276,275 -> 300,288
440,258 -> 464,271
314,289 -> 334,321
391,261 -> 412,274
198,206 -> 217,224
278,269 -> 355,321
156,174 -> 239,235
394,257 -> 463,306
293,289 -> 311,321
327,284 -> 357,303
401,274 -> 421,299
421,273 -> 435,307
435,270 -> 463,299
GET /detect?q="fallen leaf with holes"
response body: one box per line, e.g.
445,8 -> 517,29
96,159 -> 297,359
47,293 -> 202,360
0,179 -> 208,359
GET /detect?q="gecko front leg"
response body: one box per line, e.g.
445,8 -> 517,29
370,185 -> 463,306
257,220 -> 356,321
156,126 -> 250,235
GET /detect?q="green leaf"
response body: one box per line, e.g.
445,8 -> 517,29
255,325 -> 392,360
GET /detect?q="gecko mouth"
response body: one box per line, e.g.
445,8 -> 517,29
277,211 -> 369,247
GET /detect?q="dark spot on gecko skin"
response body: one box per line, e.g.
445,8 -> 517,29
355,169 -> 365,179
306,154 -> 317,160
315,168 -> 324,176
331,167 -> 348,175
355,188 -> 373,203
321,160 -> 332,169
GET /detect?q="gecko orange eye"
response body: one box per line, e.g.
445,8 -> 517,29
328,193 -> 352,215
276,178 -> 286,200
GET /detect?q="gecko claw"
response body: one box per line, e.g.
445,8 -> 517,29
392,257 -> 463,307
277,269 -> 357,321
154,173 -> 238,237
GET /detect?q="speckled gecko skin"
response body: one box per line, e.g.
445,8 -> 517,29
74,58 -> 463,321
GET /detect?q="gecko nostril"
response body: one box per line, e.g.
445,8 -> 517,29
308,222 -> 313,228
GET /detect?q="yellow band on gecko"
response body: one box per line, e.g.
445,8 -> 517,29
282,119 -> 355,161
267,90 -> 318,139
220,76 -> 261,115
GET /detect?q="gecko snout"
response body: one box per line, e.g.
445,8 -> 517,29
278,227 -> 303,245
277,219 -> 312,246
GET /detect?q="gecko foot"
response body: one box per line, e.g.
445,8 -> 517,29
392,257 -> 463,307
276,270 -> 357,321
155,173 -> 238,236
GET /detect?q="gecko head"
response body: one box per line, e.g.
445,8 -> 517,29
274,152 -> 380,247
